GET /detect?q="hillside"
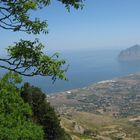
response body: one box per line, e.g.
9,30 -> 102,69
49,73 -> 140,139
118,45 -> 140,61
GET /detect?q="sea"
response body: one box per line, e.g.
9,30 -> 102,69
1,49 -> 140,94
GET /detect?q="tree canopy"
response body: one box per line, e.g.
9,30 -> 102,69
0,1 -> 85,139
0,72 -> 44,140
0,0 -> 84,33
21,83 -> 71,140
0,0 -> 85,81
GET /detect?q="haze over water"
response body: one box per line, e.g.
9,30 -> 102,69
1,1 -> 140,94
23,49 -> 140,94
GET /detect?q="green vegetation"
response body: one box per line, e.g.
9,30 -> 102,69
21,83 -> 71,140
0,0 -> 85,139
0,72 -> 44,140
0,0 -> 84,80
0,72 -> 72,140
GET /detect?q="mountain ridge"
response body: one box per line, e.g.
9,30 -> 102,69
118,44 -> 140,61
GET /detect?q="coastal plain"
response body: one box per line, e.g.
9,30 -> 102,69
49,73 -> 140,140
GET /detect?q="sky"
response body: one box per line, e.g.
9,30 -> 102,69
1,0 -> 140,53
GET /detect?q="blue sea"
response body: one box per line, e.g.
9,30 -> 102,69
22,49 -> 140,94
1,49 -> 140,94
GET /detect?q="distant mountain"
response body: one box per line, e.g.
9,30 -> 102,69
118,44 -> 140,61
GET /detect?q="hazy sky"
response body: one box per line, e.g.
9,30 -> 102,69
1,0 -> 140,52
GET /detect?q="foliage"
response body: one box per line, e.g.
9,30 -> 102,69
0,39 -> 67,81
0,72 -> 44,140
0,0 -> 85,80
1,1 -> 133,138
21,83 -> 71,140
0,0 -> 84,33
0,1 -> 85,139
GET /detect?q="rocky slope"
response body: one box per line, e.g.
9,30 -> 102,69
118,44 -> 140,61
